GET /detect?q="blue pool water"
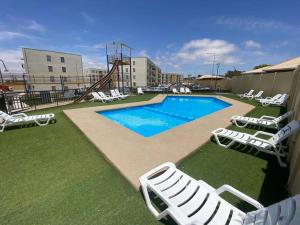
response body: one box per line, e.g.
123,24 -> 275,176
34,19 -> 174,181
98,96 -> 231,137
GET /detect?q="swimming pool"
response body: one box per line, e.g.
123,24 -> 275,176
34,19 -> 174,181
98,96 -> 231,137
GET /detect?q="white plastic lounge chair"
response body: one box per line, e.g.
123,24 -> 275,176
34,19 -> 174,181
98,92 -> 117,101
180,87 -> 186,94
139,162 -> 300,225
115,89 -> 129,98
258,94 -> 282,103
185,87 -> 191,94
247,90 -> 264,100
238,89 -> 254,98
137,87 -> 144,95
172,88 -> 179,94
91,92 -> 107,103
110,90 -> 123,100
261,94 -> 289,107
231,111 -> 293,129
212,120 -> 300,167
0,110 -> 55,132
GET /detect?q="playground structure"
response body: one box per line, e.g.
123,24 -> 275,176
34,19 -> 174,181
74,42 -> 132,103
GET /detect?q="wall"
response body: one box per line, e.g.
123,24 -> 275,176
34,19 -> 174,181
195,79 -> 232,91
231,71 -> 294,96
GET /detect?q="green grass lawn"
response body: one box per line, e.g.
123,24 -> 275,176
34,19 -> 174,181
0,93 -> 289,225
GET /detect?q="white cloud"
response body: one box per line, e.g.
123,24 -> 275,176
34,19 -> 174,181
176,38 -> 240,64
0,31 -> 34,41
80,12 -> 95,24
136,49 -> 149,57
244,40 -> 261,49
27,20 -> 46,32
0,49 -> 24,72
215,16 -> 298,32
82,54 -> 106,69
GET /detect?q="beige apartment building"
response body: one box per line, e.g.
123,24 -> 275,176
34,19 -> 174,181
161,72 -> 183,85
121,57 -> 161,88
22,48 -> 84,91
84,68 -> 107,84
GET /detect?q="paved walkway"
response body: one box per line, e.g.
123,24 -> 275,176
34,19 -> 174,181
64,95 -> 254,190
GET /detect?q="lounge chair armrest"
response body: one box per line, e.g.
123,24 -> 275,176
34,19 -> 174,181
259,115 -> 276,120
253,131 -> 274,137
11,113 -> 27,117
215,184 -> 263,209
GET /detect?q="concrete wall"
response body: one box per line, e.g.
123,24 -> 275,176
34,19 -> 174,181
195,79 -> 232,91
286,67 -> 300,195
231,71 -> 294,96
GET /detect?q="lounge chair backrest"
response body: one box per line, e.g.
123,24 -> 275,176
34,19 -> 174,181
274,111 -> 294,123
98,92 -> 107,98
0,110 -> 12,120
115,89 -> 121,96
269,120 -> 300,144
277,94 -> 289,103
244,194 -> 300,225
271,94 -> 282,101
255,91 -> 264,97
140,162 -> 244,224
110,90 -> 117,97
185,87 -> 190,92
91,92 -> 101,99
247,89 -> 254,95
180,87 -> 185,92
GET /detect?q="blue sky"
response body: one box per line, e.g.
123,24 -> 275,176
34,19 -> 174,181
0,0 -> 299,75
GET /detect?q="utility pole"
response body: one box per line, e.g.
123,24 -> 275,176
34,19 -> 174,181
215,63 -> 220,90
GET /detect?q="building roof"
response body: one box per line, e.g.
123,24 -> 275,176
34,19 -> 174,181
242,66 -> 272,74
22,47 -> 82,57
243,56 -> 300,74
196,75 -> 224,80
264,56 -> 300,72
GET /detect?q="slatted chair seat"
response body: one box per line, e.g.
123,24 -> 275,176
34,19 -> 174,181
212,121 -> 300,167
140,162 -> 300,225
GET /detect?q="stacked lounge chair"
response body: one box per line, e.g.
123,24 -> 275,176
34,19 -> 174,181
140,162 -> 300,225
260,94 -> 289,107
0,110 -> 55,132
231,111 -> 293,129
172,88 -> 179,94
238,89 -> 254,98
137,87 -> 144,95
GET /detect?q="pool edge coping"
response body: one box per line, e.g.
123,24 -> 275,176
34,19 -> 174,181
64,94 -> 255,190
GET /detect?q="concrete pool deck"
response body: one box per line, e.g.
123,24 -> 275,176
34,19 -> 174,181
64,94 -> 254,190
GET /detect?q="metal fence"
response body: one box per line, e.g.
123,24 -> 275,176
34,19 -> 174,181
0,89 -> 84,114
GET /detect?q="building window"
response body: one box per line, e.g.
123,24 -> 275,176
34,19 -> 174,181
126,75 -> 129,80
48,66 -> 53,72
50,76 -> 55,82
133,82 -> 136,87
133,75 -> 136,79
63,77 -> 68,82
132,60 -> 135,65
125,68 -> 128,73
64,86 -> 69,91
133,68 -> 135,72
60,57 -> 65,63
51,86 -> 56,91
62,67 -> 66,72
46,55 -> 51,62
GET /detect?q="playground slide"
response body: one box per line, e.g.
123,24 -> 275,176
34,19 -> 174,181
74,60 -> 120,103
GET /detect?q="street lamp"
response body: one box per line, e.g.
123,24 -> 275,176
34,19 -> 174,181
0,59 -> 9,84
